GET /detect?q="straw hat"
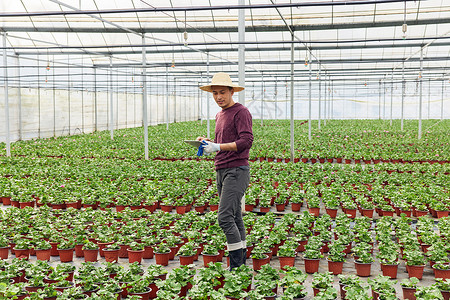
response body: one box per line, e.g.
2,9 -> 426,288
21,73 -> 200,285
199,72 -> 244,92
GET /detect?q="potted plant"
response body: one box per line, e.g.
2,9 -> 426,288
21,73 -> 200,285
0,235 -> 9,260
202,244 -> 219,267
303,237 -> 324,274
401,277 -> 419,300
314,287 -> 338,300
177,241 -> 197,266
103,242 -> 120,263
127,242 -> 145,264
311,272 -> 334,296
128,277 -> 152,300
154,243 -> 170,266
405,250 -> 426,280
354,251 -> 374,277
251,246 -> 270,271
415,286 -> 444,300
82,240 -> 99,262
57,238 -> 76,263
34,240 -> 52,261
326,242 -> 346,275
433,262 -> 450,280
368,274 -> 397,300
435,278 -> 450,300
13,238 -> 31,260
277,240 -> 297,270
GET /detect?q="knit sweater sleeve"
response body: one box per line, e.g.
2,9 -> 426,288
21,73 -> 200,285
234,108 -> 253,152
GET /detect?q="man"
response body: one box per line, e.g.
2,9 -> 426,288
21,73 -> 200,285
197,72 -> 253,270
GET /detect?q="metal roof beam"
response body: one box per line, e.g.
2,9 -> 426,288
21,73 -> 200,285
3,18 -> 450,33
14,41 -> 450,56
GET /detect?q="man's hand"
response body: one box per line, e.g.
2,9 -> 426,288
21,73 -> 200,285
196,136 -> 211,142
202,141 -> 221,154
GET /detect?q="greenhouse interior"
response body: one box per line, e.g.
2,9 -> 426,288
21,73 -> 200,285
0,0 -> 450,299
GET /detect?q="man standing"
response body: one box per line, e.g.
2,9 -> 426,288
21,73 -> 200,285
197,72 -> 253,270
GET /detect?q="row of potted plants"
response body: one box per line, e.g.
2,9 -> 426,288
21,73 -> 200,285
2,119 -> 449,161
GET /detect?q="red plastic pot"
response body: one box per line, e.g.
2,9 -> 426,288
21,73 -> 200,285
304,258 -> 320,274
35,248 -> 51,261
252,255 -> 270,271
129,287 -> 152,300
381,263 -> 398,279
291,202 -> 302,212
14,248 -> 30,260
279,256 -> 295,270
407,265 -> 425,280
308,207 -> 320,217
179,255 -> 195,266
143,245 -> 154,259
433,266 -> 450,280
103,249 -> 119,263
83,249 -> 98,262
128,248 -> 144,264
74,244 -> 84,257
58,248 -> 74,262
402,287 -> 417,300
325,208 -> 338,218
361,208 -> 374,218
354,260 -> 372,277
327,259 -> 344,275
0,246 -> 9,259
155,251 -> 170,266
202,253 -> 219,267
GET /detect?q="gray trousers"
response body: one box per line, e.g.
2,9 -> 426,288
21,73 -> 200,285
216,166 -> 250,251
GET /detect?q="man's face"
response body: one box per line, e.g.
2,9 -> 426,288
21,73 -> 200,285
212,85 -> 235,110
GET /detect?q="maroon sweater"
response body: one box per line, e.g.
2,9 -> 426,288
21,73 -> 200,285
214,103 -> 253,170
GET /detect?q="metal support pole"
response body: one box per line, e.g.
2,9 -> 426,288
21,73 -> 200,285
401,62 -> 405,130
383,78 -> 386,119
427,79 -> 431,119
378,80 -> 381,120
207,54 -> 210,138
260,73 -> 264,126
94,67 -> 98,131
174,78 -> 177,123
308,57 -> 312,140
418,48 -> 423,139
109,56 -> 114,139
200,73 -> 203,124
3,33 -> 10,156
37,56 -> 41,138
238,0 -> 245,105
331,79 -> 334,120
142,35 -> 149,160
17,55 -> 22,140
285,79 -> 288,120
324,72 -> 327,126
53,57 -> 55,136
289,32 -> 295,162
274,80 -> 278,120
441,75 -> 445,121
165,66 -> 169,130
81,60 -> 84,133
318,65 -> 321,130
68,55 -> 71,136
390,71 -> 393,126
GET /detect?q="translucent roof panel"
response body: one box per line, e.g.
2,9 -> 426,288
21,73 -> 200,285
0,0 -> 448,87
